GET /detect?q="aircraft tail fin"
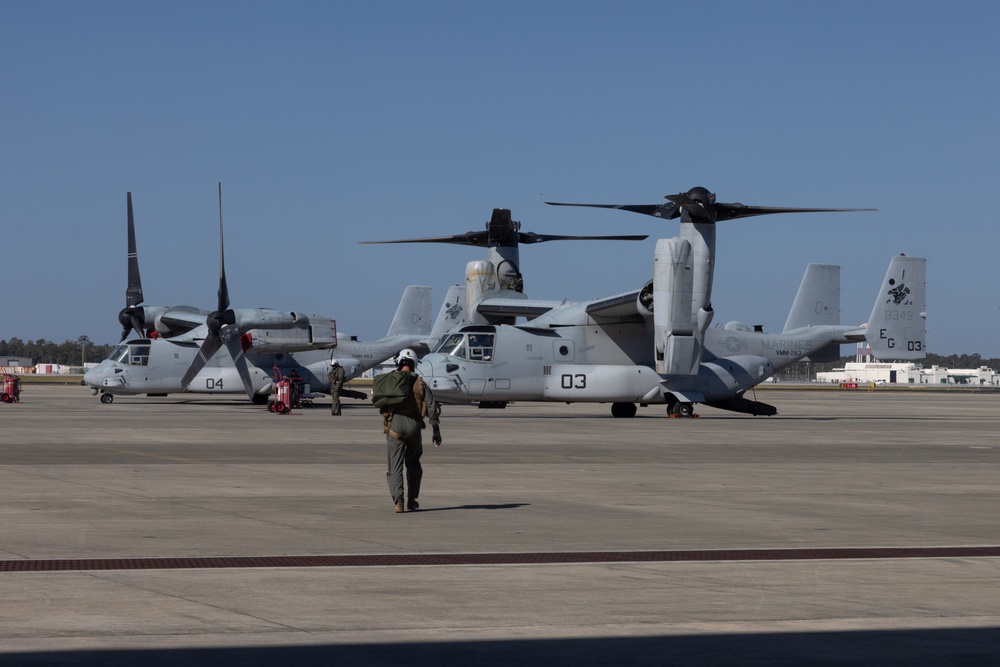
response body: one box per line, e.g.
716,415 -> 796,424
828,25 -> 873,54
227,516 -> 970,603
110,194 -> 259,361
386,286 -> 433,337
863,255 -> 927,360
429,285 -> 466,342
783,263 -> 840,332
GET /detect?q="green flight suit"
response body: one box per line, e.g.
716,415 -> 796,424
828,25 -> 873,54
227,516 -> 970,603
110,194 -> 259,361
328,364 -> 345,415
383,370 -> 440,506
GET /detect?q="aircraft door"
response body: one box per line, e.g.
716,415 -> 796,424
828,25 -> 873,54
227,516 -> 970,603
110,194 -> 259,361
553,339 -> 575,362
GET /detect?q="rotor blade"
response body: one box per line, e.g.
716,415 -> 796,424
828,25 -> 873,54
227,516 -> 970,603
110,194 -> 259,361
518,233 -> 648,244
713,204 -> 878,221
125,192 -> 144,307
181,334 -> 223,389
221,324 -> 255,400
360,232 -> 491,247
130,315 -> 144,338
119,192 -> 146,339
545,201 -> 679,218
217,182 -> 230,313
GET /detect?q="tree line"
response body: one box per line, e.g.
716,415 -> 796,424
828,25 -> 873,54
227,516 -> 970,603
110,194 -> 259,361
0,337 -> 115,368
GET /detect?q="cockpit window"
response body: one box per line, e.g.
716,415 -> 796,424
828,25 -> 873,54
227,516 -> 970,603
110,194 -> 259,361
467,334 -> 494,362
110,343 -> 150,366
129,345 -> 150,366
435,333 -> 466,359
434,333 -> 494,362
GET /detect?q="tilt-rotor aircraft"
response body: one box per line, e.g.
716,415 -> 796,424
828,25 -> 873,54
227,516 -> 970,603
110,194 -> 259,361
383,188 -> 927,417
85,188 -> 436,404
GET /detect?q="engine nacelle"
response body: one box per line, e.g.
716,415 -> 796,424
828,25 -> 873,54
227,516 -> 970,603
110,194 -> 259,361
465,260 -> 494,325
150,305 -> 207,337
654,238 -> 695,375
243,323 -> 337,353
234,309 -> 304,331
652,237 -> 715,376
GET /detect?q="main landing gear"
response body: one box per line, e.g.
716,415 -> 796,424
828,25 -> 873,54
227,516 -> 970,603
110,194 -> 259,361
611,402 -> 637,418
610,401 -> 698,418
668,401 -> 695,418
609,401 -> 698,418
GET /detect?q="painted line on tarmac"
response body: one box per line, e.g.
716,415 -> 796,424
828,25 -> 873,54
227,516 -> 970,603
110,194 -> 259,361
2,546 -> 1000,572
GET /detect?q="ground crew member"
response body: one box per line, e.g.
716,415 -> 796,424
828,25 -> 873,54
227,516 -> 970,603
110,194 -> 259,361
328,359 -> 345,415
381,348 -> 441,513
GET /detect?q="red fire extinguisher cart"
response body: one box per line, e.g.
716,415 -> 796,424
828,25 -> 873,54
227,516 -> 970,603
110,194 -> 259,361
268,367 -> 291,415
1,374 -> 21,403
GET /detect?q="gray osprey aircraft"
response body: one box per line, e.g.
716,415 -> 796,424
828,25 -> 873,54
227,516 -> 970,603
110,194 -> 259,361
418,254 -> 925,416
84,284 -> 435,404
372,188 -> 924,416
85,187 -> 436,404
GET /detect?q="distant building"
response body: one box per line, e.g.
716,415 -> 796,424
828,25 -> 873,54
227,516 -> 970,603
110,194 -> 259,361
1,357 -> 33,374
34,363 -> 70,375
816,362 -> 999,386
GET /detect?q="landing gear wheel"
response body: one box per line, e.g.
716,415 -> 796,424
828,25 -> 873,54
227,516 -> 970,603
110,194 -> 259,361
611,402 -> 637,418
675,402 -> 694,418
100,393 -> 114,404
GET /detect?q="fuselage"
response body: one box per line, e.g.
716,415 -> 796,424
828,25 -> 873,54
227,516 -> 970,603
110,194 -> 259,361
418,318 -> 851,406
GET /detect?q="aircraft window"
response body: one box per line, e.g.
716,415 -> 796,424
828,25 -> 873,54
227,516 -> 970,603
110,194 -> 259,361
467,334 -> 495,362
129,345 -> 151,366
436,333 -> 466,359
108,345 -> 130,363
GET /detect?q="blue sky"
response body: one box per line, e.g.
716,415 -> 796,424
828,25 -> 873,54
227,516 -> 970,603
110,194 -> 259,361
2,1 -> 998,357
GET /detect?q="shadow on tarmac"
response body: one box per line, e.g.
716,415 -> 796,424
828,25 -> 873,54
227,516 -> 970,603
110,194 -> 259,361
6,627 -> 999,666
413,503 -> 530,513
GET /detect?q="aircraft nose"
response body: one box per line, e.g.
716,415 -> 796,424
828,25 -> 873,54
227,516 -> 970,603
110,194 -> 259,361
84,362 -> 120,389
82,366 -> 102,387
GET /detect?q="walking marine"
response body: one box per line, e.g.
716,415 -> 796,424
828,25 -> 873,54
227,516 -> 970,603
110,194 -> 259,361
373,348 -> 441,513
328,360 -> 345,415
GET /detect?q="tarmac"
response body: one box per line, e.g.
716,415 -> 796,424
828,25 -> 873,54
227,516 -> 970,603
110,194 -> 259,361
0,384 -> 998,665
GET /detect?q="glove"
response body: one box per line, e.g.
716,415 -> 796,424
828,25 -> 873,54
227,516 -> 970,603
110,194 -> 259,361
432,425 -> 442,448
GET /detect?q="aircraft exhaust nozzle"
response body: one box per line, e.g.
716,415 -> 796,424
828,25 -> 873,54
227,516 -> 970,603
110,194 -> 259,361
697,306 -> 714,334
